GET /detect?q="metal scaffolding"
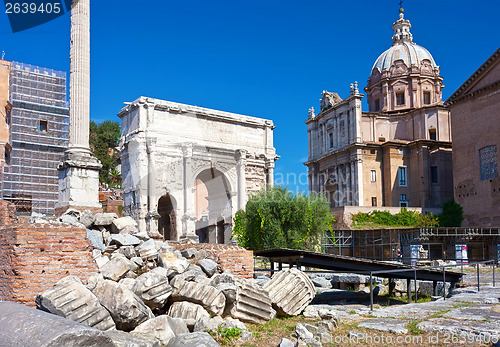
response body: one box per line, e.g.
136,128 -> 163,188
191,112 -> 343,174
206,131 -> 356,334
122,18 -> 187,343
1,62 -> 69,215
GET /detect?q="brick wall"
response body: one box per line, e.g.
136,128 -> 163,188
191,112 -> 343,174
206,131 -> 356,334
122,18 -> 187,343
0,200 -> 17,225
0,223 -> 97,307
176,244 -> 254,279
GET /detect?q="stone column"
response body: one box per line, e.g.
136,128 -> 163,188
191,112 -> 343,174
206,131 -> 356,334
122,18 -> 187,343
266,158 -> 275,188
346,163 -> 351,205
351,160 -> 356,205
145,136 -> 161,239
182,143 -> 197,241
56,0 -> 102,215
236,149 -> 247,210
356,156 -> 364,206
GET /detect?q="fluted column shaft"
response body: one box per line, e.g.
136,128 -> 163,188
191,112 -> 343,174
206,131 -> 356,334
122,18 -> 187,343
69,0 -> 90,151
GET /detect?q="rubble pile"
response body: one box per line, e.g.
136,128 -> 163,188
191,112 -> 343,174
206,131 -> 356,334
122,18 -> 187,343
25,209 -> 321,346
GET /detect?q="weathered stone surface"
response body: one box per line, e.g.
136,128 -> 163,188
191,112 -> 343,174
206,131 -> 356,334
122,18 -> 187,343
86,273 -> 105,291
264,268 -> 315,316
134,272 -> 172,309
199,259 -> 218,277
418,281 -> 449,297
254,275 -> 271,287
168,302 -> 210,324
229,277 -> 274,324
138,239 -> 158,258
119,277 -> 137,291
180,248 -> 197,259
105,330 -> 161,347
116,245 -> 137,259
193,316 -> 224,333
100,255 -> 135,281
132,315 -> 189,345
374,284 -> 388,296
166,332 -> 220,347
484,297 -> 499,304
94,212 -> 118,226
92,280 -> 154,331
193,249 -> 212,262
0,301 -> 115,347
417,318 -> 500,342
29,211 -> 47,223
279,337 -> 295,347
295,323 -> 314,340
331,273 -> 368,284
36,276 -> 115,331
311,276 -> 332,288
60,213 -> 85,228
318,308 -> 339,322
110,234 -> 141,247
303,305 -> 342,319
358,318 -> 408,334
188,264 -> 207,278
173,270 -> 197,283
94,253 -> 110,269
170,277 -> 226,316
317,320 -> 337,331
210,274 -> 236,301
80,210 -> 96,228
87,229 -> 105,251
239,331 -> 253,341
159,248 -> 190,278
112,216 -> 139,234
221,317 -> 247,331
134,231 -> 151,241
120,224 -> 140,235
131,256 -> 144,267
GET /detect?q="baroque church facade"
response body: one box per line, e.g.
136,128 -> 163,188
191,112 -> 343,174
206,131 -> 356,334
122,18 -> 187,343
306,9 -> 453,208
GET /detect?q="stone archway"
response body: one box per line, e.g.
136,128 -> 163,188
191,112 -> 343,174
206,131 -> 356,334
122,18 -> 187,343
158,194 -> 176,240
194,168 -> 232,243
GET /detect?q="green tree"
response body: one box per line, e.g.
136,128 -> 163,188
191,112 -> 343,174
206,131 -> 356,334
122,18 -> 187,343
232,186 -> 335,251
89,120 -> 121,186
439,201 -> 464,227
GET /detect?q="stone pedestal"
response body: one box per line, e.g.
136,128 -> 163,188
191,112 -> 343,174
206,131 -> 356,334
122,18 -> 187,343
55,151 -> 102,215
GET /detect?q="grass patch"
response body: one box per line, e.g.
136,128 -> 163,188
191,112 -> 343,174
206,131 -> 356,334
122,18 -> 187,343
452,302 -> 474,309
407,320 -> 423,335
208,327 -> 242,346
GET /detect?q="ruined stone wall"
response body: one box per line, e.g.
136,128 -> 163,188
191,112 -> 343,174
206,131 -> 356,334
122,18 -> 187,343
0,223 -> 97,307
0,200 -> 17,225
175,244 -> 254,279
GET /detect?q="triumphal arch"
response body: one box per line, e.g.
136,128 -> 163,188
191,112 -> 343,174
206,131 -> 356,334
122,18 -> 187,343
118,97 -> 277,243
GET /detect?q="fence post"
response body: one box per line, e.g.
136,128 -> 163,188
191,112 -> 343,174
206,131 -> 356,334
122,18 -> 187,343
461,261 -> 464,283
477,263 -> 480,292
493,261 -> 496,287
414,270 -> 418,303
407,278 -> 411,303
370,272 -> 373,312
442,267 -> 446,300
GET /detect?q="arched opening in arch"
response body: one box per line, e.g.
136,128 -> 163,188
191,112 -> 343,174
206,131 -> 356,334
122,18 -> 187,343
194,168 -> 232,244
158,194 -> 176,240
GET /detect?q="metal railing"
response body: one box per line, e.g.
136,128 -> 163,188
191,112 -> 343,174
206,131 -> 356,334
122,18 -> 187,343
368,259 -> 497,311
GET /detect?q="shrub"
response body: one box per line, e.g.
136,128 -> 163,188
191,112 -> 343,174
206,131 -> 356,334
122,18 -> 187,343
438,201 -> 464,227
351,208 -> 439,228
232,186 -> 335,251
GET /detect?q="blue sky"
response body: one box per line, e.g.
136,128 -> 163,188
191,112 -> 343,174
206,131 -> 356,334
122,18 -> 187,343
1,1 -> 499,194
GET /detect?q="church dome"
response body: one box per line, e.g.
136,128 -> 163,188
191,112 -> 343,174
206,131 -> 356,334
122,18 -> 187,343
373,42 -> 436,72
372,10 -> 437,72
